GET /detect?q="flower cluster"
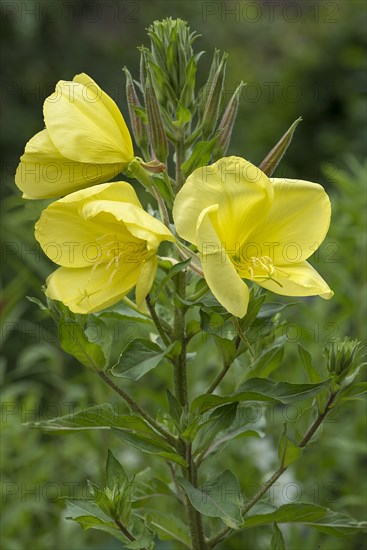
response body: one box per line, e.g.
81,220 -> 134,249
15,64 -> 333,316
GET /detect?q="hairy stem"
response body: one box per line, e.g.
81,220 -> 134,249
206,335 -> 241,394
208,389 -> 339,548
175,138 -> 186,190
146,294 -> 171,346
97,370 -> 176,447
173,270 -> 188,406
115,519 -> 147,550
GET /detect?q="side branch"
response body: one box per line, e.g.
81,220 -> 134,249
208,389 -> 339,548
97,370 -> 176,447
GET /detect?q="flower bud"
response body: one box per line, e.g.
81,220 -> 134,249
201,52 -> 228,139
259,117 -> 302,176
324,338 -> 362,381
144,71 -> 168,162
213,81 -> 245,159
123,67 -> 148,152
147,17 -> 199,106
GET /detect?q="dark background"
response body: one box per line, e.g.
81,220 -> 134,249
1,1 -> 366,549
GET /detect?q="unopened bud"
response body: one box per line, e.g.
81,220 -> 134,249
144,71 -> 168,162
213,81 -> 245,159
123,67 -> 148,152
201,52 -> 228,139
324,338 -> 363,381
259,117 -> 302,176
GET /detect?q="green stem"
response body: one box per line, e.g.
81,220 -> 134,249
206,363 -> 232,395
146,294 -> 171,346
175,138 -> 186,190
173,270 -> 188,406
97,371 -> 176,448
172,221 -> 207,550
206,335 -> 241,394
115,519 -> 147,550
208,389 -> 339,548
187,281 -> 210,303
151,186 -> 171,227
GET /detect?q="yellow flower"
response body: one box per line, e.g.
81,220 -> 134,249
173,156 -> 333,317
35,181 -> 174,313
15,74 -> 134,199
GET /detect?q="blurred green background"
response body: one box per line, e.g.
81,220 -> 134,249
1,1 -> 366,549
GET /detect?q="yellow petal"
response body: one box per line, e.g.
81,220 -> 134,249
35,182 -> 144,267
15,130 -> 122,199
57,180 -> 142,207
197,205 -> 249,317
81,200 -> 175,250
135,256 -> 158,308
256,261 -> 334,299
173,156 -> 273,247
45,262 -> 140,314
247,178 -> 331,264
44,74 -> 133,164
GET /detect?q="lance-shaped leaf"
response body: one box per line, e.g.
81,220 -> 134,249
58,314 -> 108,370
145,510 -> 191,548
177,470 -> 243,529
213,81 -> 245,159
106,449 -> 128,490
258,117 -> 302,176
191,378 -> 331,413
178,470 -> 243,528
152,258 -> 191,302
124,67 -> 147,151
278,424 -> 302,468
182,137 -> 218,177
111,338 -> 177,381
244,502 -> 367,536
243,342 -> 285,382
112,428 -> 188,467
24,403 -> 157,435
144,70 -> 168,161
271,523 -> 286,550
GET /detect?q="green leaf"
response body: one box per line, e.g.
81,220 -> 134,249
145,510 -> 191,548
338,381 -> 367,402
182,137 -> 218,176
244,502 -> 367,536
177,470 -> 243,528
111,338 -> 173,381
66,515 -> 126,542
183,402 -> 237,443
25,403 -> 155,435
298,345 -> 323,383
58,315 -> 107,370
65,498 -> 113,524
153,259 -> 191,302
215,336 -> 237,366
106,450 -> 128,490
240,294 -> 267,329
257,302 -> 297,319
26,295 -> 48,311
172,102 -> 192,128
131,104 -> 148,124
245,343 -> 284,381
194,403 -> 238,450
258,117 -> 302,176
278,424 -> 302,468
112,429 -> 187,467
271,523 -> 286,550
191,378 -> 331,412
166,389 -> 182,424
199,425 -> 264,461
